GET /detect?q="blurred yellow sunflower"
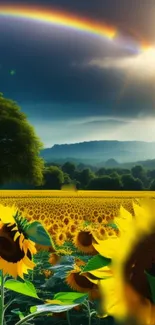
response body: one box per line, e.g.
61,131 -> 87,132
84,199 -> 155,324
0,204 -> 36,279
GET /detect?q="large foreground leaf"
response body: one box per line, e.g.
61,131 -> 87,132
25,221 -> 52,246
4,280 -> 40,299
30,292 -> 88,315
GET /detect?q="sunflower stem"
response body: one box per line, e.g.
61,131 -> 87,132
66,310 -> 72,325
83,300 -> 92,325
14,311 -> 48,325
87,300 -> 92,325
0,271 -> 5,325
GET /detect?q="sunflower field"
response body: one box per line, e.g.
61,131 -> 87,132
0,190 -> 155,325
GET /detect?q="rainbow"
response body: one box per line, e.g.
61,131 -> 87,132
0,5 -> 151,50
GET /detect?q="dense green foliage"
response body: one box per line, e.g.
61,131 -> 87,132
0,93 -> 44,186
2,160 -> 155,190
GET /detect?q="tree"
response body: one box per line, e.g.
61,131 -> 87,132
121,174 -> 144,190
147,169 -> 155,189
149,179 -> 155,190
147,169 -> 155,179
96,168 -> 106,177
131,165 -> 148,186
109,171 -> 120,178
63,172 -> 72,185
87,176 -> 122,190
0,93 -> 44,186
42,166 -> 64,189
61,162 -> 76,179
80,168 -> 95,188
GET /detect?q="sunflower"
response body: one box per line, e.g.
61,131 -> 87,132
56,248 -> 73,255
49,253 -> 61,266
94,226 -> 107,240
85,199 -> 155,324
72,225 -> 97,255
55,232 -> 67,246
65,265 -> 99,300
67,222 -> 77,236
42,269 -> 52,278
0,204 -> 36,279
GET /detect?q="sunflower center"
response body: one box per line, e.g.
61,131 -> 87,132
0,225 -> 24,262
124,231 -> 155,302
78,231 -> 92,246
74,273 -> 94,289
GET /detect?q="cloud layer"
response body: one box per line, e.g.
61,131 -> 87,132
1,0 -> 155,145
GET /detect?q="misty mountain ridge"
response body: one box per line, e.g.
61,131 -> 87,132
41,140 -> 155,164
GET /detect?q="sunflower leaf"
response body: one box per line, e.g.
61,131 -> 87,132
25,221 -> 52,246
81,254 -> 111,273
30,302 -> 80,314
4,279 -> 40,299
54,292 -> 88,303
48,264 -> 74,280
145,270 -> 155,303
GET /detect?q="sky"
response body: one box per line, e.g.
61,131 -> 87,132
1,0 -> 155,147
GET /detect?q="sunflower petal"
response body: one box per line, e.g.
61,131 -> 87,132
14,231 -> 20,242
19,233 -> 24,250
133,201 -> 155,235
82,273 -> 98,285
92,238 -> 120,259
11,226 -> 18,232
0,205 -> 17,224
23,255 -> 35,269
98,277 -> 128,320
114,206 -> 133,234
17,261 -> 24,279
88,266 -> 113,279
23,240 -> 37,255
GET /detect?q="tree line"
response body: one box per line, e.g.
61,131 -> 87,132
1,93 -> 155,191
33,162 -> 155,190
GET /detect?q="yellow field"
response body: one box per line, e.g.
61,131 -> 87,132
0,190 -> 155,245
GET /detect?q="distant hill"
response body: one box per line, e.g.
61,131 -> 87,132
41,140 -> 155,164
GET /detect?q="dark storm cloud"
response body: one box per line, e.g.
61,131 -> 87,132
1,16 -> 154,120
1,0 -> 155,144
0,17 -> 125,110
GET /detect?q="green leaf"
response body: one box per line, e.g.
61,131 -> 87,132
54,292 -> 88,304
145,270 -> 155,303
82,254 -> 111,273
30,306 -> 37,313
49,265 -> 74,279
4,280 -> 40,299
30,303 -> 80,314
25,221 -> 52,246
